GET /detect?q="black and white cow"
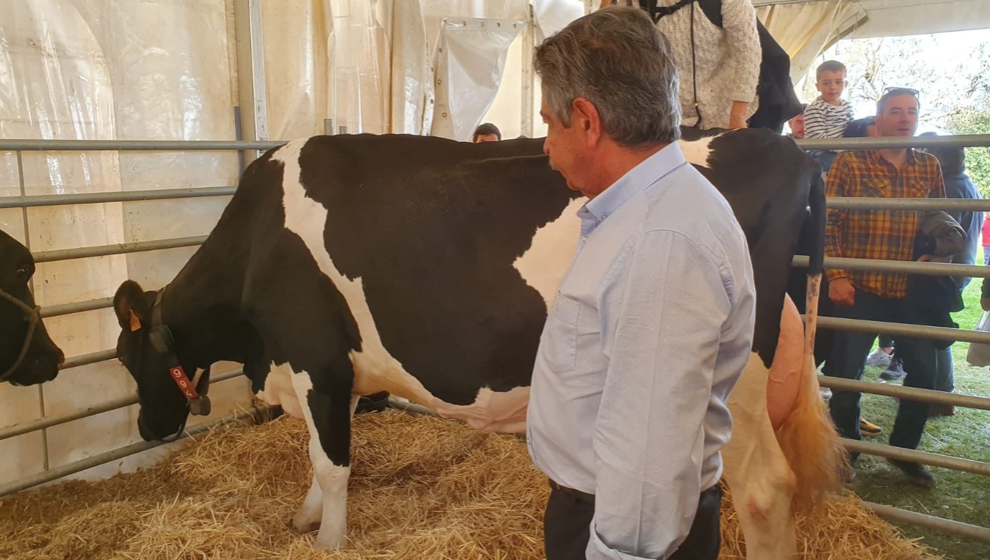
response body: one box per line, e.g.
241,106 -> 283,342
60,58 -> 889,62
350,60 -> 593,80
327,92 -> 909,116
112,130 -> 838,557
1,229 -> 64,386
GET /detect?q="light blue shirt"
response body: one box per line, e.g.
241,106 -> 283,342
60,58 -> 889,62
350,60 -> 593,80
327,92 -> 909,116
527,142 -> 756,560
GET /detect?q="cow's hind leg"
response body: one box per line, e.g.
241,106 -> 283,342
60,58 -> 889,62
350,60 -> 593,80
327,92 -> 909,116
724,353 -> 798,560
289,368 -> 358,549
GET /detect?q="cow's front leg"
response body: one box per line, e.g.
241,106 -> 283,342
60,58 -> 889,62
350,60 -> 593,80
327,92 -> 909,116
290,369 -> 358,549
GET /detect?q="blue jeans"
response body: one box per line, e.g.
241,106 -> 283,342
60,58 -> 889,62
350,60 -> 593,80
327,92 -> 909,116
822,292 -> 937,452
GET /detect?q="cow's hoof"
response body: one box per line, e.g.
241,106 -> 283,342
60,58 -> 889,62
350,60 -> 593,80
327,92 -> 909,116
314,532 -> 346,550
290,516 -> 321,534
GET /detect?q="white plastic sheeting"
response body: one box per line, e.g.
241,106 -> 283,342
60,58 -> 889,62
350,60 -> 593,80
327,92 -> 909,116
431,19 -> 525,140
0,0 -> 251,488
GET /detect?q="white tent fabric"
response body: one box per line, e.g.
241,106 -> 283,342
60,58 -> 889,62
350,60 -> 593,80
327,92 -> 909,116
755,0 -> 990,82
838,0 -> 990,39
756,0 -> 869,82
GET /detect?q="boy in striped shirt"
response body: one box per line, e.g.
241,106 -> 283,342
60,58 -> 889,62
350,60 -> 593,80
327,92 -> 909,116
806,60 -> 854,172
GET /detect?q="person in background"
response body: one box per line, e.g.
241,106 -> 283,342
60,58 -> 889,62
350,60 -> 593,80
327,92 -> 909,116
472,123 -> 502,143
921,132 -> 983,417
804,60 -> 855,173
787,103 -> 807,139
601,0 -> 761,130
823,87 -> 944,487
528,7 -> 756,559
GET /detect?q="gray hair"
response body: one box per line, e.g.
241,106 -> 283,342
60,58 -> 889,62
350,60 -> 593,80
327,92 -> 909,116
534,6 -> 681,147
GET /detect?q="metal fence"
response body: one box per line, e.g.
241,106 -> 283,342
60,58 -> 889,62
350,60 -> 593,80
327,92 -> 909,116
2,135 -> 990,544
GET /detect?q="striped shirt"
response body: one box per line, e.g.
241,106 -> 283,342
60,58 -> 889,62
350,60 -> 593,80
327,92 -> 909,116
804,97 -> 854,139
825,149 -> 946,299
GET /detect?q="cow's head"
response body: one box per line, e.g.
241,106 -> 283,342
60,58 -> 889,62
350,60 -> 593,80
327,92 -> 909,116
1,230 -> 64,385
113,280 -> 209,441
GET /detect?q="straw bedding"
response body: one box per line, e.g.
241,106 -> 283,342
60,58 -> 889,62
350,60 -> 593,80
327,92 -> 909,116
0,409 -> 941,560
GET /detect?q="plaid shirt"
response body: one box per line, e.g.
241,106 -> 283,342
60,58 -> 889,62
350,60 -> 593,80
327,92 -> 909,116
825,149 -> 946,299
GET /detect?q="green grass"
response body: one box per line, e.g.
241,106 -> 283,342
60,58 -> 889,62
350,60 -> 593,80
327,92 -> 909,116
839,273 -> 990,559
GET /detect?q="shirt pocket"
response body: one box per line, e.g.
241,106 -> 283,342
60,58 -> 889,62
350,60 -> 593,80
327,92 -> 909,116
541,292 -> 580,373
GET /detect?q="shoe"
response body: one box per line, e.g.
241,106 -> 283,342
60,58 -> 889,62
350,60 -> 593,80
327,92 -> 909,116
866,348 -> 893,367
859,416 -> 883,436
880,357 -> 906,381
929,404 -> 956,418
888,459 -> 936,488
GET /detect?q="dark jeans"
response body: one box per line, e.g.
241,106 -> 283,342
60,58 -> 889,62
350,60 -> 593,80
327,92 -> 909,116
544,483 -> 721,560
935,345 -> 954,393
823,291 -> 936,452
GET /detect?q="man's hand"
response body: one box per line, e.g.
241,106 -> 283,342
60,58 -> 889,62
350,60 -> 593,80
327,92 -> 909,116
829,278 -> 855,306
918,254 -> 952,263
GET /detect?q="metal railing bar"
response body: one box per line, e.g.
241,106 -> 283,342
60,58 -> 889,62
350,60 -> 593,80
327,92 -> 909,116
818,376 -> 990,411
815,316 -> 990,345
863,502 -> 990,544
59,349 -> 118,370
842,439 -> 990,476
796,134 -> 990,151
0,405 -> 267,498
33,236 -> 207,264
0,187 -> 237,209
828,197 -> 990,211
0,140 -> 286,151
793,255 -> 990,278
41,297 -> 114,319
0,369 -> 245,442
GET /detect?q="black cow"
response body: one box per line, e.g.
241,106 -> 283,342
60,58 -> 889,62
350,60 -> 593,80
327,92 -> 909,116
0,229 -> 64,385
111,130 -> 836,554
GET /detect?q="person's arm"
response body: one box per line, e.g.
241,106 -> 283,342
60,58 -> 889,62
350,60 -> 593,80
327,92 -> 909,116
825,154 -> 850,280
721,0 -> 761,128
587,231 -> 731,560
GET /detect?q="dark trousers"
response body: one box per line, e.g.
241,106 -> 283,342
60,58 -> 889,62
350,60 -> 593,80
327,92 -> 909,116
544,483 -> 721,560
823,291 -> 936,452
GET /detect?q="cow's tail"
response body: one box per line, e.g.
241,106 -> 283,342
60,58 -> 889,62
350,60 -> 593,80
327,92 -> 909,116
774,171 -> 846,513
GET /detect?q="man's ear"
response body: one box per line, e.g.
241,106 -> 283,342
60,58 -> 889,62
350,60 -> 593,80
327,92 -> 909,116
571,97 -> 602,147
114,280 -> 152,332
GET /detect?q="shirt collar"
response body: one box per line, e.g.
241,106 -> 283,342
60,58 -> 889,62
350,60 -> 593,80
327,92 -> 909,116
869,146 -> 919,164
577,142 -> 687,235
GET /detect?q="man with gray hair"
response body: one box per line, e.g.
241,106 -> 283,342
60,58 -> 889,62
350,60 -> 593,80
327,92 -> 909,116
526,6 -> 756,559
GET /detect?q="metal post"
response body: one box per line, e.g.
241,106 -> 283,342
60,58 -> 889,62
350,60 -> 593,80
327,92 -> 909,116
864,502 -> 990,544
520,5 -> 535,138
339,125 -> 348,135
16,149 -> 50,472
324,119 -> 334,136
234,0 -> 269,168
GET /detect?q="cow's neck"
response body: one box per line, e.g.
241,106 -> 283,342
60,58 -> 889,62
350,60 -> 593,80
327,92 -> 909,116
158,233 -> 258,369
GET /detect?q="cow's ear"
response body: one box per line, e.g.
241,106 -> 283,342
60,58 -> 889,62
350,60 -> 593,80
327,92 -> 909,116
114,280 -> 151,332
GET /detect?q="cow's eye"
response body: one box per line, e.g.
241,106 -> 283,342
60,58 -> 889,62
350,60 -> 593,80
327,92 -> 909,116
16,267 -> 30,279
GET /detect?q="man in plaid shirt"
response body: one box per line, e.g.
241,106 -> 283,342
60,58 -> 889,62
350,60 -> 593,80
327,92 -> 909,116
823,88 -> 944,487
